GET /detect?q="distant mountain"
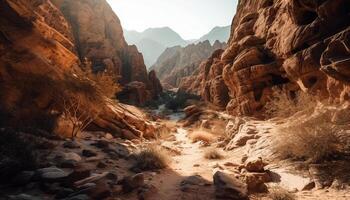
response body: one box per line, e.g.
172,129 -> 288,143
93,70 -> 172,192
197,26 -> 231,44
151,40 -> 227,89
135,38 -> 166,67
123,27 -> 188,67
142,27 -> 188,47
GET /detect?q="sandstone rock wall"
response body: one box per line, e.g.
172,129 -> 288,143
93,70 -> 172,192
152,40 -> 226,89
184,0 -> 350,116
0,0 -> 158,138
52,0 -> 162,104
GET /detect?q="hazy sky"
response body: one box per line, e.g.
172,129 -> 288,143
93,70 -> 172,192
107,0 -> 237,40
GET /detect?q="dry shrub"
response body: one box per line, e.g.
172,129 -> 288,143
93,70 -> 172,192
132,145 -> 170,171
274,104 -> 350,162
60,95 -> 101,139
84,70 -> 121,99
265,88 -> 318,118
204,148 -> 224,160
268,186 -> 296,200
190,131 -> 216,145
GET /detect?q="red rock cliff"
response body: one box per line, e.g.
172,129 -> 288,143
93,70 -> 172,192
0,0 -> 158,138
183,0 -> 350,116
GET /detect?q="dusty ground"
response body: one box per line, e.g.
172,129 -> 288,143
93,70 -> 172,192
1,105 -> 349,200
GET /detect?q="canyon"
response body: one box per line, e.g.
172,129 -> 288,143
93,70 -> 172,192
0,0 -> 350,200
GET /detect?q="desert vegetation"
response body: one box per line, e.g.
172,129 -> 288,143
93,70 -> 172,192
265,88 -> 319,118
131,145 -> 171,171
204,148 -> 224,160
273,103 -> 350,162
190,131 -> 216,145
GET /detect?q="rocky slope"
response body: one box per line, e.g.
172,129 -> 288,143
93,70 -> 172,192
0,0 -> 160,138
181,0 -> 350,116
151,40 -> 227,89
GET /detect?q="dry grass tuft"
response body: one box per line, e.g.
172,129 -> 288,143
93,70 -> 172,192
265,88 -> 318,118
132,145 -> 170,171
273,104 -> 350,162
190,131 -> 216,145
204,148 -> 224,160
268,186 -> 296,200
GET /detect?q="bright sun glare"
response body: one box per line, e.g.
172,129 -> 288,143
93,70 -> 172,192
107,0 -> 238,39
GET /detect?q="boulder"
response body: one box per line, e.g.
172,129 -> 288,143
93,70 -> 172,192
245,157 -> 267,173
213,171 -> 248,200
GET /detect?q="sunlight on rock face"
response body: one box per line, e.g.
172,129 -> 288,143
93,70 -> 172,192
0,0 -> 350,199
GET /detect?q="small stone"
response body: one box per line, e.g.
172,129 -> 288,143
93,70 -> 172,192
97,161 -> 107,168
245,157 -> 267,172
61,152 -> 82,162
302,181 -> 316,191
67,194 -> 90,200
121,173 -> 145,193
36,167 -> 69,182
9,194 -> 41,200
224,162 -> 239,167
92,140 -> 110,149
105,133 -> 114,140
180,175 -> 210,192
60,160 -> 78,168
66,164 -> 93,185
63,141 -> 81,149
82,149 -> 97,157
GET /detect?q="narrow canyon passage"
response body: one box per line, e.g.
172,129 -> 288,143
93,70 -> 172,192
1,0 -> 350,199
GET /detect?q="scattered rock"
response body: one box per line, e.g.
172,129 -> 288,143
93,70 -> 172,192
66,194 -> 90,200
184,105 -> 201,117
8,194 -> 41,200
82,149 -> 98,158
213,171 -> 248,200
245,157 -> 267,173
63,141 -> 81,149
180,175 -> 210,192
35,167 -> 69,182
137,184 -> 157,200
302,181 -> 316,191
105,133 -> 114,140
244,173 -> 270,193
74,172 -> 110,187
224,162 -> 239,167
66,164 -> 93,185
121,173 -> 145,193
97,161 -> 108,168
60,160 -> 78,169
92,140 -> 110,149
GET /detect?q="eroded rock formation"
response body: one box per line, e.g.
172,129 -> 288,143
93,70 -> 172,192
0,0 -> 159,138
182,0 -> 350,116
151,40 -> 226,89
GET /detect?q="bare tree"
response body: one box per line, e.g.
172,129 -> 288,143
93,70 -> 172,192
61,96 -> 100,139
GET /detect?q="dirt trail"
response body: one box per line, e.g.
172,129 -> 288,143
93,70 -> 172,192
143,109 -> 350,200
